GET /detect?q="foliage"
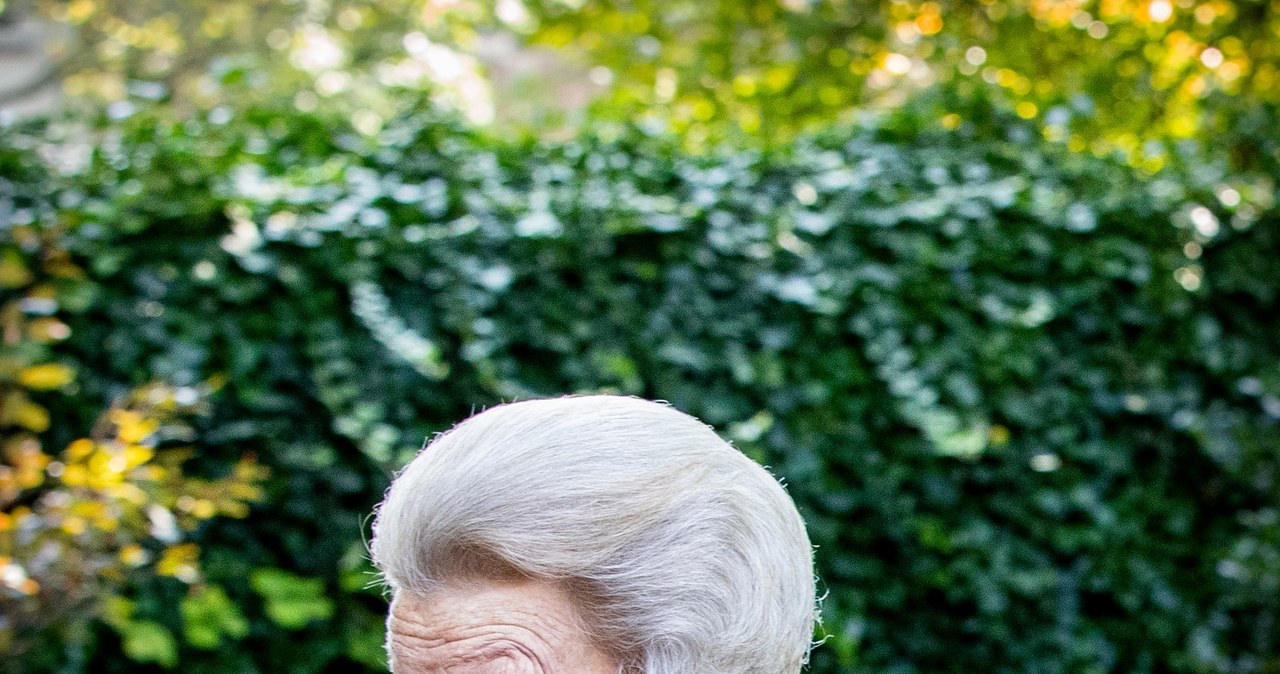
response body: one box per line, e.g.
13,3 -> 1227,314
8,0 -> 1280,166
512,0 -> 1280,153
2,0 -> 489,122
1,83 -> 1277,672
0,143 -> 266,671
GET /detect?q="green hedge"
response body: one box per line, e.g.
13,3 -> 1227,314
2,91 -> 1278,673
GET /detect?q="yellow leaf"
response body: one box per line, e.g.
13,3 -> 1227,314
65,438 -> 95,460
10,399 -> 50,432
62,463 -> 88,486
157,543 -> 200,582
120,544 -> 149,566
228,483 -> 264,501
0,254 -> 32,289
106,482 -> 148,505
17,363 -> 76,390
123,444 -> 154,469
65,0 -> 96,23
191,499 -> 217,519
217,500 -> 250,518
111,411 -> 159,444
89,452 -> 125,477
137,465 -> 167,481
233,459 -> 269,481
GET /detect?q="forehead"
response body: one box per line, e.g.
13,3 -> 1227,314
387,579 -> 613,674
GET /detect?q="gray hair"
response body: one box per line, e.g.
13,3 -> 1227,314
370,395 -> 818,674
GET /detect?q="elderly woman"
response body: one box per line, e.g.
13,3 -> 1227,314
371,395 -> 818,674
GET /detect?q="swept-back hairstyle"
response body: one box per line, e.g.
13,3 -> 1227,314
370,395 -> 817,674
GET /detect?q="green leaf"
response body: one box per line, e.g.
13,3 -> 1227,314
250,569 -> 334,629
181,585 -> 249,649
345,621 -> 388,670
100,595 -> 135,630
119,620 -> 179,669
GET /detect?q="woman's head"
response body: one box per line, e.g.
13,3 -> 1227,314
371,395 -> 817,674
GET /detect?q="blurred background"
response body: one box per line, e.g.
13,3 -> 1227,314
1,1 -> 1278,672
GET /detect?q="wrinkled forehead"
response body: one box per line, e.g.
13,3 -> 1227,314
387,579 -> 616,674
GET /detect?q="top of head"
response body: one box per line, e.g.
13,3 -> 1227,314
370,394 -> 817,674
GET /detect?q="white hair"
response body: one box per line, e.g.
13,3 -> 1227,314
370,395 -> 817,674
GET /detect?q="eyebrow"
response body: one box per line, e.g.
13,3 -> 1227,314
391,636 -> 544,674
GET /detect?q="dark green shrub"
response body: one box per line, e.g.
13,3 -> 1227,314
1,91 -> 1277,673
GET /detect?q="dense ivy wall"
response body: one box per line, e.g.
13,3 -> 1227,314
2,95 -> 1278,673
